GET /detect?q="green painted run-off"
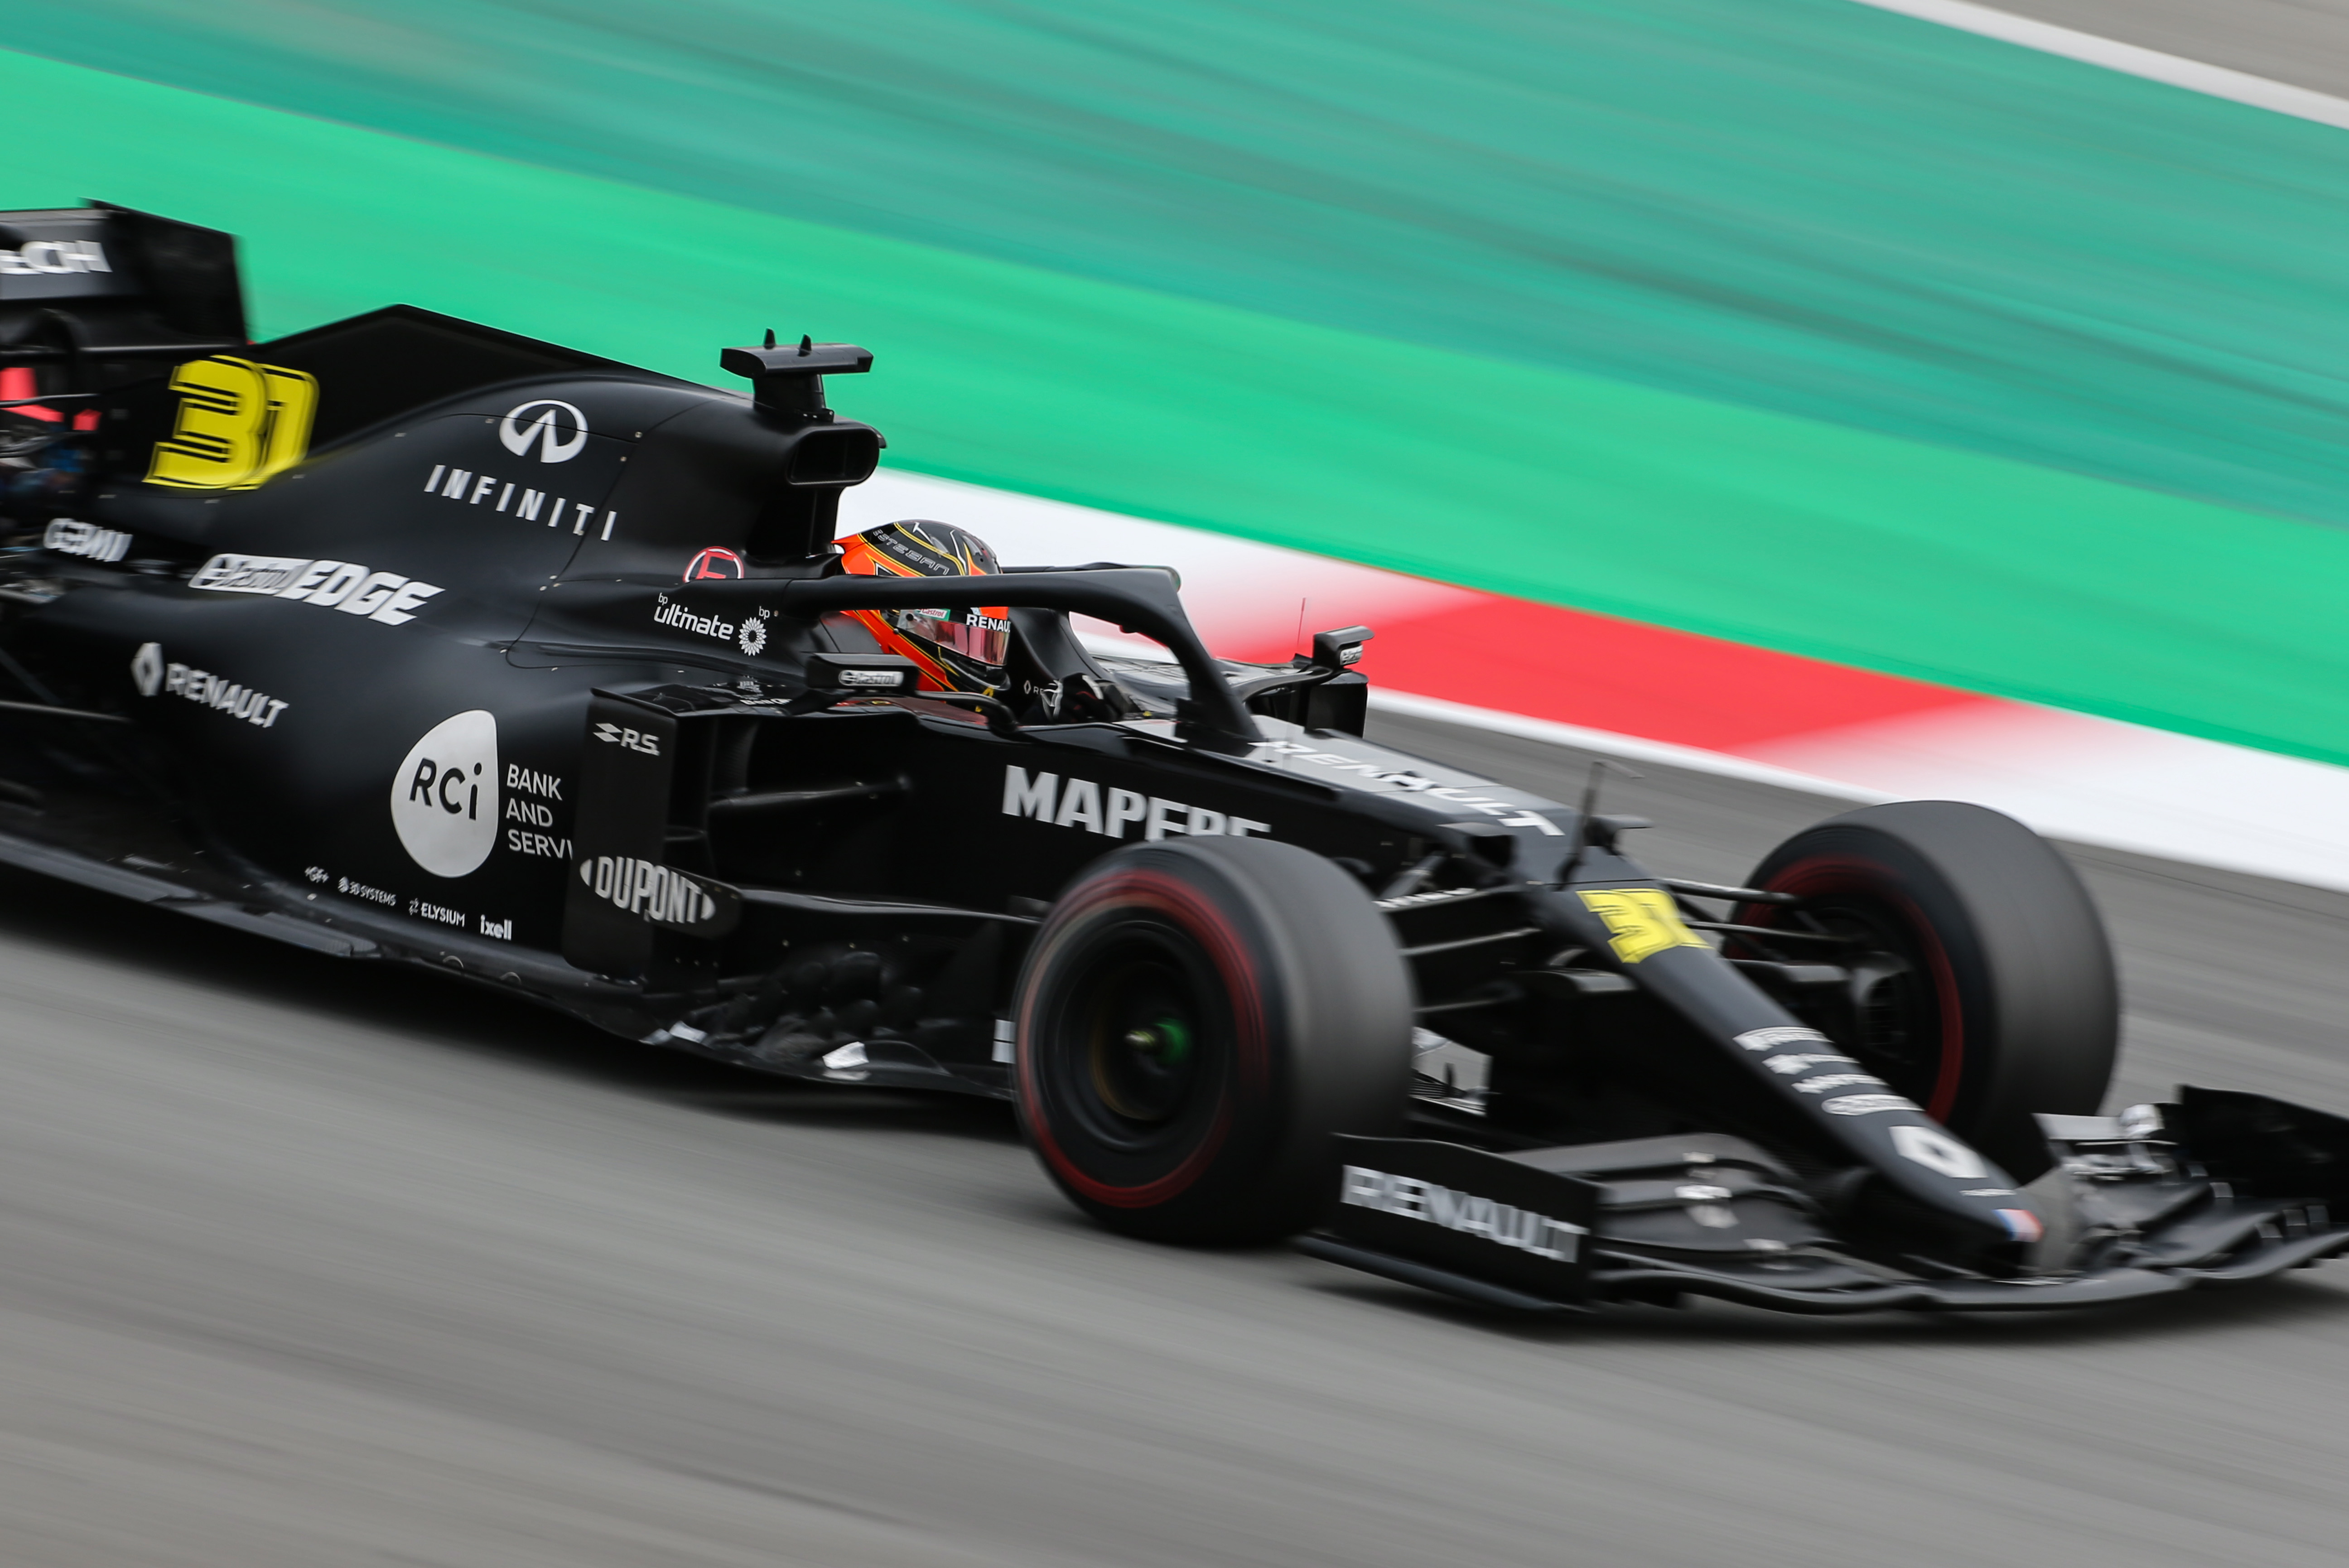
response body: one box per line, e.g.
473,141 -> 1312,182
5,5 -> 2349,763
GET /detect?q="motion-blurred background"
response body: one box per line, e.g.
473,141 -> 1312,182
15,0 -> 2349,888
13,7 -> 2349,1566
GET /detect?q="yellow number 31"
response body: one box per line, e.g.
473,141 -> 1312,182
145,356 -> 318,490
1577,888 -> 1710,965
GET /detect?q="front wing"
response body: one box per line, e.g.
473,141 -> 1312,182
1298,1090 -> 2349,1315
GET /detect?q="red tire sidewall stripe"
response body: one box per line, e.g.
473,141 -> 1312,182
1757,854 -> 1968,1124
1017,867 -> 1271,1209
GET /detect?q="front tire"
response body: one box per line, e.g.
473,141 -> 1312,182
1736,801 -> 2117,1180
1015,836 -> 1413,1242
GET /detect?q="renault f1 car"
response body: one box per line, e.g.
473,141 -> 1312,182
5,202 -> 2349,1318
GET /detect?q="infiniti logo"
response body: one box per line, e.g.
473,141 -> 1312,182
497,399 -> 588,464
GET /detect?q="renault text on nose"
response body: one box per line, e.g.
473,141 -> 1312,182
1341,1166 -> 1587,1263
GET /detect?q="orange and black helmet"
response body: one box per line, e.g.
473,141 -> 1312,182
837,519 -> 1012,695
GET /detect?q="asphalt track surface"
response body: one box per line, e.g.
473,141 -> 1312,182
1991,0 -> 2349,98
7,707 -> 2349,1566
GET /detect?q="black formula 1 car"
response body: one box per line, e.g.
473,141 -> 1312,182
5,202 -> 2348,1317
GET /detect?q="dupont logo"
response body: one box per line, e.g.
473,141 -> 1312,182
497,399 -> 588,463
576,854 -> 725,931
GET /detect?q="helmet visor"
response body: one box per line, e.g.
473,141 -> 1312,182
894,607 -> 1009,674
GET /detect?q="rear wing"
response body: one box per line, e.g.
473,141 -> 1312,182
2,201 -> 680,461
0,203 -> 247,394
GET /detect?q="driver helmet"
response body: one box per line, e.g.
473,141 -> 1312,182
837,519 -> 1012,695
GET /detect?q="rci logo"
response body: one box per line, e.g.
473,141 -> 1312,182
392,710 -> 500,878
146,357 -> 318,491
498,399 -> 588,464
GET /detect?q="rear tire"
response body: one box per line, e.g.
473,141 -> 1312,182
1737,801 -> 2117,1181
1015,836 -> 1413,1242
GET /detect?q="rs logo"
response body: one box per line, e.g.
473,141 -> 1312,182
146,357 -> 318,491
593,721 -> 661,756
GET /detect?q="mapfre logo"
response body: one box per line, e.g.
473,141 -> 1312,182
392,710 -> 500,878
1001,765 -> 1269,842
684,547 -> 744,582
497,399 -> 588,464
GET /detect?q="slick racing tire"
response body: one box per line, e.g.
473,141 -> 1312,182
1736,801 -> 2117,1182
1015,836 -> 1413,1243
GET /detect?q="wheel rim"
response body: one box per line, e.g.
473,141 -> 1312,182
1050,919 -> 1229,1155
1085,956 -> 1202,1125
1738,857 -> 1967,1122
1786,896 -> 1945,1107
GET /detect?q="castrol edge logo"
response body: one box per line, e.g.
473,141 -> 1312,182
392,711 -> 499,878
190,554 -> 444,626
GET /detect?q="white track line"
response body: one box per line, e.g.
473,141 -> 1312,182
1367,690 -> 1890,802
846,466 -> 2349,890
1849,0 -> 2349,130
